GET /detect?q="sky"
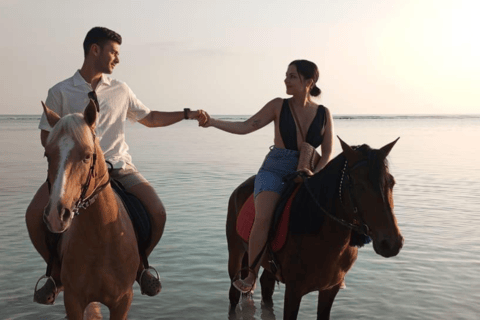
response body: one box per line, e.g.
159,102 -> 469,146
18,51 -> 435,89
0,0 -> 478,115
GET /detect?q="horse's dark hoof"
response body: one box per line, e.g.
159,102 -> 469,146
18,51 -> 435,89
33,276 -> 58,305
140,268 -> 162,296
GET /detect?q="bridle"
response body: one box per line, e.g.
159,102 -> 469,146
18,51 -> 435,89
46,128 -> 110,217
302,158 -> 372,236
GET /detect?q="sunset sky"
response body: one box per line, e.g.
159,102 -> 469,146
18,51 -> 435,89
0,0 -> 478,115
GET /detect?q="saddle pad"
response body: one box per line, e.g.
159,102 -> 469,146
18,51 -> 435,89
110,179 -> 152,250
236,186 -> 301,252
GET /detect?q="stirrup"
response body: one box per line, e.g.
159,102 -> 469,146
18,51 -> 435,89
139,266 -> 160,295
232,267 -> 257,295
33,275 -> 58,304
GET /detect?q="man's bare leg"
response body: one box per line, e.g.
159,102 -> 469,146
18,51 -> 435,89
25,182 -> 62,304
126,182 -> 166,296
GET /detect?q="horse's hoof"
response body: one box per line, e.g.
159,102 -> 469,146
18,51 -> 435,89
33,276 -> 58,305
140,268 -> 162,296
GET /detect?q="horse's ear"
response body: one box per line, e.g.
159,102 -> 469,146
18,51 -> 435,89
338,136 -> 357,160
41,101 -> 60,128
84,99 -> 97,129
380,137 -> 400,158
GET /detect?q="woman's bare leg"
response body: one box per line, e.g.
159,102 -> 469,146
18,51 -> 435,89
234,191 -> 280,292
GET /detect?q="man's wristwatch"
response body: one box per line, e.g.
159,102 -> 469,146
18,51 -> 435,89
184,108 -> 191,120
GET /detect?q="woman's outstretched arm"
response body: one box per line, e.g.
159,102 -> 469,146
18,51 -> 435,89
201,98 -> 281,134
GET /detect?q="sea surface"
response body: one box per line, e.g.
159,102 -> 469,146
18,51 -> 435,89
1,114 -> 479,320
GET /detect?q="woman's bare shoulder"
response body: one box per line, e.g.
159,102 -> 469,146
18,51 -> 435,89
264,97 -> 285,109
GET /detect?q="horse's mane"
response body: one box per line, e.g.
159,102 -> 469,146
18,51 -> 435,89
47,113 -> 95,150
353,144 -> 391,203
289,152 -> 346,235
306,144 -> 390,204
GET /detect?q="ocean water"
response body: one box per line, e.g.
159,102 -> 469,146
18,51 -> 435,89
0,114 -> 479,320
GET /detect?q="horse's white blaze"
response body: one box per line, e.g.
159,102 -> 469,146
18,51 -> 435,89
50,135 -> 75,208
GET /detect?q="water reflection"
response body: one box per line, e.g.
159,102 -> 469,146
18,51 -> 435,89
228,294 -> 278,320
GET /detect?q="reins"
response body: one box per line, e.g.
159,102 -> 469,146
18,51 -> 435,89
72,130 -> 111,216
301,159 -> 370,236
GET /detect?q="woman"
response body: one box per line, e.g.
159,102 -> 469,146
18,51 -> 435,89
200,60 -> 334,293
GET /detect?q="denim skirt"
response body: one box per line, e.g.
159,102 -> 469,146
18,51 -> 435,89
254,146 -> 299,198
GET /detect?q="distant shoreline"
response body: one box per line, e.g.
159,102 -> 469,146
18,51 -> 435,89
1,114 -> 480,121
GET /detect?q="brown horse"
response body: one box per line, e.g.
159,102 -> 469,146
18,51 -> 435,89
226,138 -> 403,319
40,100 -> 139,319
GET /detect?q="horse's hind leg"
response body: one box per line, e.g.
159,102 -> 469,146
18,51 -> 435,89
227,176 -> 255,314
227,211 -> 248,313
228,246 -> 247,314
283,283 -> 303,320
316,285 -> 340,320
260,269 -> 276,307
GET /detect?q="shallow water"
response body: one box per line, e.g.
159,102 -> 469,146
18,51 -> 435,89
1,115 -> 479,319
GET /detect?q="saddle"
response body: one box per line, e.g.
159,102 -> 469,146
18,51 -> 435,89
110,178 -> 152,268
236,174 -> 301,252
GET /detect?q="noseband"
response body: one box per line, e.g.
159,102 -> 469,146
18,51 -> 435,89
46,128 -> 110,217
303,158 -> 371,236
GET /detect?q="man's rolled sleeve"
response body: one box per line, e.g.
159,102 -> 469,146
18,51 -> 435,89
126,85 -> 150,122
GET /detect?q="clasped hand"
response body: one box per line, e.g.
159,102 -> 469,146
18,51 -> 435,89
194,109 -> 211,127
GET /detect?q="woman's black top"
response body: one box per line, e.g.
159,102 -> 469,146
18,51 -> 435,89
279,99 -> 327,151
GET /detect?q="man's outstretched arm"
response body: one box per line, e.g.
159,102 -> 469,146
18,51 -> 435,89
138,109 -> 206,128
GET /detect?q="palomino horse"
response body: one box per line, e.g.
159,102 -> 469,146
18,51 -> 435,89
226,138 -> 404,319
41,100 -> 139,319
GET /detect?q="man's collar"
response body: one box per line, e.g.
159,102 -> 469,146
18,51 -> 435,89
73,70 -> 88,87
100,74 -> 112,86
73,70 -> 112,87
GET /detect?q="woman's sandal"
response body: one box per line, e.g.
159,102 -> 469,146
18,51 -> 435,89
232,267 -> 257,294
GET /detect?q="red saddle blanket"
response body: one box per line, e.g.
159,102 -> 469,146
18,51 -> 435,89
236,185 -> 301,252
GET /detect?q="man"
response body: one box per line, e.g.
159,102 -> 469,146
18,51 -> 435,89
26,26 -> 206,304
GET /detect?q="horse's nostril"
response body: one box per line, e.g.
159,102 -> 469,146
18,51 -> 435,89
62,209 -> 71,223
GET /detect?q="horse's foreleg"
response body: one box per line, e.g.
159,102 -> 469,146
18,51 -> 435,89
283,283 -> 303,320
108,289 -> 133,320
259,269 -> 276,307
316,285 -> 340,320
64,290 -> 87,320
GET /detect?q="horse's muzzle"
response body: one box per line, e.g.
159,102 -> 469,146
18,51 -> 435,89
374,234 -> 404,258
43,202 -> 72,234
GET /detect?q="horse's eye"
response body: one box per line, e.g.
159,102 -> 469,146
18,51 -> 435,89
83,154 -> 92,163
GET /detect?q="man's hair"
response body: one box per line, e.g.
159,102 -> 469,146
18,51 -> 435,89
83,27 -> 122,57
